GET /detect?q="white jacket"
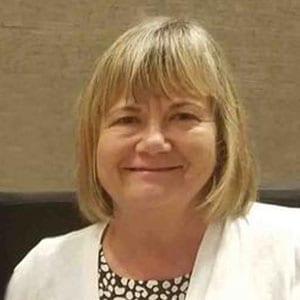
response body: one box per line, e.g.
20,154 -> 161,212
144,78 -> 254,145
5,202 -> 300,300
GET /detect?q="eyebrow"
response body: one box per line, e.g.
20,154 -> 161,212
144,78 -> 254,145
108,105 -> 142,115
169,102 -> 206,110
108,101 -> 207,116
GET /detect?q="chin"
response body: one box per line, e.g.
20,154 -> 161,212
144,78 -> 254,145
125,186 -> 177,205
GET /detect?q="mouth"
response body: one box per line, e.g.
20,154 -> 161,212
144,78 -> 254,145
124,166 -> 182,172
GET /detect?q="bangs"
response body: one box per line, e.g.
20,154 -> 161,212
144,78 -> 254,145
100,19 -> 218,109
124,37 -> 211,102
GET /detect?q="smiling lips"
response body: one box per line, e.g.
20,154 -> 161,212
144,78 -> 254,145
125,166 -> 182,172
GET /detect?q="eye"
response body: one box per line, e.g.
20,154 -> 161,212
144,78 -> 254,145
171,112 -> 199,122
112,116 -> 140,126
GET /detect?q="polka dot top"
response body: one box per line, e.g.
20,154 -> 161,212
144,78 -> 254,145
98,245 -> 191,300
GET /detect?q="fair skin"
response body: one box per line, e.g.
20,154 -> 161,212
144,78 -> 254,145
96,90 -> 217,280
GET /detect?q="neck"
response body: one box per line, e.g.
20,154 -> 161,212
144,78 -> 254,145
102,205 -> 208,279
111,208 -> 206,245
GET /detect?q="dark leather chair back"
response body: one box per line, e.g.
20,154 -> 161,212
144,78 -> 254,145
0,191 -> 88,299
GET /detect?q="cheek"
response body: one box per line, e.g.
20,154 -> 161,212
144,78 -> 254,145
182,127 -> 217,172
96,135 -> 121,199
96,135 -> 115,180
96,134 -> 132,177
191,139 -> 216,169
185,125 -> 216,154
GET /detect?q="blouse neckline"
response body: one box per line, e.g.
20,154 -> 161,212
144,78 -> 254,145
81,219 -> 225,300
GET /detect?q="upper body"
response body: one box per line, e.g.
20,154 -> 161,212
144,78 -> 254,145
5,202 -> 300,300
6,16 -> 299,299
6,203 -> 300,300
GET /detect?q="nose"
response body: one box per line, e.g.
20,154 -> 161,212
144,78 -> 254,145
135,123 -> 172,155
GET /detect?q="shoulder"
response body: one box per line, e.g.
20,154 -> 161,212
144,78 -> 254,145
18,223 -> 104,265
229,202 -> 300,296
229,202 -> 300,242
247,201 -> 300,224
5,223 -> 105,299
227,202 -> 300,273
31,222 -> 104,257
229,202 -> 300,235
225,202 -> 300,263
243,202 -> 300,239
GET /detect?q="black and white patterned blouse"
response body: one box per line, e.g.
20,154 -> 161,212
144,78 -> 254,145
98,245 -> 191,300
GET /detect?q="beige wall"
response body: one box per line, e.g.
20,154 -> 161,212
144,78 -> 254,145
1,0 -> 299,191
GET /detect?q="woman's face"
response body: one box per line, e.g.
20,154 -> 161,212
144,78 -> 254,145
96,90 -> 217,214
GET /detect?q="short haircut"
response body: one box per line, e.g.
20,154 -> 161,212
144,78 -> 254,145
75,16 -> 258,223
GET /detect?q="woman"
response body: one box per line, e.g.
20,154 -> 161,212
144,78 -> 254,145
6,17 -> 300,300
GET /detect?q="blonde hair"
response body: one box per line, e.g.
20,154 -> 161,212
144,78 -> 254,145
75,16 -> 258,223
